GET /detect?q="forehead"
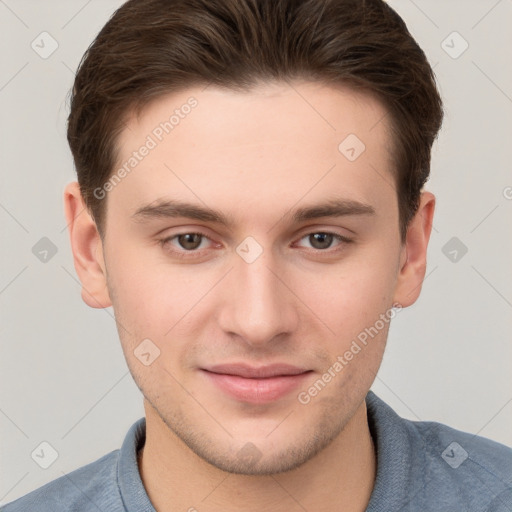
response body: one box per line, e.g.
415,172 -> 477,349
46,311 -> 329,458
109,81 -> 395,226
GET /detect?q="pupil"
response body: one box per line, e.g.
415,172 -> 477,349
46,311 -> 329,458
180,233 -> 201,250
311,233 -> 332,249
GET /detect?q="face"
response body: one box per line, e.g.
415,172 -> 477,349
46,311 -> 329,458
75,81 -> 420,475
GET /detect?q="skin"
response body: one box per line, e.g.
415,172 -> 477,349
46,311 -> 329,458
64,81 -> 435,511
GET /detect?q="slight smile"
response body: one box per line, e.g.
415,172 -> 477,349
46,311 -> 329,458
201,363 -> 314,404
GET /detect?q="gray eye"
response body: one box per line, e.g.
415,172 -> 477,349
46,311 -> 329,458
306,233 -> 336,250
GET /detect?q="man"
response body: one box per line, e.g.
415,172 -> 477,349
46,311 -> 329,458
3,0 -> 511,510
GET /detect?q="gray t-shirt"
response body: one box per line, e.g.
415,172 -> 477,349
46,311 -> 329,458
2,391 -> 511,511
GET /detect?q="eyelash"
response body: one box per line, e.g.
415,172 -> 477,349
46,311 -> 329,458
158,230 -> 353,259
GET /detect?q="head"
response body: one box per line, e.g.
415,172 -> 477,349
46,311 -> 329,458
64,0 -> 443,475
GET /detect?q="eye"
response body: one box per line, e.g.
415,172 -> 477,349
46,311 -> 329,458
159,230 -> 353,259
160,231 -> 214,257
296,232 -> 352,251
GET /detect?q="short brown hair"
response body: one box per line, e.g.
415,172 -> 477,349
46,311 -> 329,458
67,0 -> 443,242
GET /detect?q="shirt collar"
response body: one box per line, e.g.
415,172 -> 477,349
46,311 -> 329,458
117,416 -> 155,512
365,390 -> 427,511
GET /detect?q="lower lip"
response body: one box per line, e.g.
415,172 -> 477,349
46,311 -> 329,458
202,370 -> 312,404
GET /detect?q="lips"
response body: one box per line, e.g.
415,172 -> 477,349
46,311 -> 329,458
201,363 -> 313,403
204,363 -> 310,379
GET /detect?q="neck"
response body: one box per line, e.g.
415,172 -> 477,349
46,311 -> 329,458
138,400 -> 376,512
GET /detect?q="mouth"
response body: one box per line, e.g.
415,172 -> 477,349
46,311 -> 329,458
201,363 -> 313,404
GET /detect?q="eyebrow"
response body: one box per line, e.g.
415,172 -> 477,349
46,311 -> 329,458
131,197 -> 376,227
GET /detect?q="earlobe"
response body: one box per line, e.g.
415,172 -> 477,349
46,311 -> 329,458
392,191 -> 436,308
63,182 -> 112,309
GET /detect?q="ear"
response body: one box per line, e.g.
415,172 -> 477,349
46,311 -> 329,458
63,182 -> 112,309
392,190 -> 435,308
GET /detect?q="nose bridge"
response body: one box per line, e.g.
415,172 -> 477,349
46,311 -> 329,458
219,239 -> 296,345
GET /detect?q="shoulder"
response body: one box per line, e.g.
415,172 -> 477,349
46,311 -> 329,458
1,449 -> 123,512
411,418 -> 512,475
406,418 -> 512,511
366,392 -> 512,511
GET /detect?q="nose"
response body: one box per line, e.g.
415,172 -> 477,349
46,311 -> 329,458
217,245 -> 298,348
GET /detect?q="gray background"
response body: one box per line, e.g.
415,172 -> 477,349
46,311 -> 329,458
1,0 -> 511,505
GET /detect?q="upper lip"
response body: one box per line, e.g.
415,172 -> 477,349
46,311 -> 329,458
203,363 -> 311,379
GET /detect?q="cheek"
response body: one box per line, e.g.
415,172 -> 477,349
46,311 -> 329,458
299,251 -> 399,335
107,245 -> 179,315
106,251 -> 208,360
105,254 -> 166,350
